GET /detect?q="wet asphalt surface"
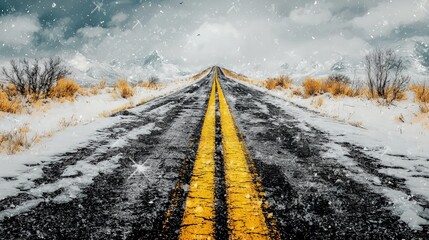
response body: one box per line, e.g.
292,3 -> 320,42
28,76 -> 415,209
0,68 -> 428,239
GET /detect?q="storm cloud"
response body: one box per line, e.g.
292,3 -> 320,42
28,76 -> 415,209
1,0 -> 429,78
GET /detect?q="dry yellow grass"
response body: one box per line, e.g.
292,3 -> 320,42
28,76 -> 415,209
410,84 -> 429,103
302,77 -> 364,98
138,81 -> 161,89
97,80 -> 106,89
59,115 -> 80,129
98,111 -> 111,118
322,80 -> 353,96
420,103 -> 429,114
90,87 -> 99,95
115,80 -> 134,98
222,68 -> 259,85
0,126 -> 31,154
0,89 -> 23,113
311,97 -> 324,108
366,87 -> 407,102
78,80 -> 106,96
50,79 -> 80,101
303,78 -> 322,97
190,68 -> 211,81
264,75 -> 293,90
292,87 -> 303,96
111,102 -> 134,113
4,83 -> 18,97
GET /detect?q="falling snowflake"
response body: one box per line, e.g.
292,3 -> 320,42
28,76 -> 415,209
52,2 -> 56,8
132,19 -> 143,29
91,1 -> 105,14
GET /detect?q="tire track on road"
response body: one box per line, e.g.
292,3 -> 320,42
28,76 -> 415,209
218,69 -> 429,239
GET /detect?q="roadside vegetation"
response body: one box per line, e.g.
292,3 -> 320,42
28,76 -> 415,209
115,80 -> 135,98
263,75 -> 293,90
223,48 -> 428,130
0,62 -> 209,155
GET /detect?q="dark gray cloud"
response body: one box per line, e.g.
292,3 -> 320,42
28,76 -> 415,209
0,0 -> 428,78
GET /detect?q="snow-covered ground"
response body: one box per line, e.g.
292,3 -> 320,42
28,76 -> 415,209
231,78 -> 429,230
0,74 -> 206,201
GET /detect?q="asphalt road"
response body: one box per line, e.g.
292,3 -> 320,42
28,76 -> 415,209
0,67 -> 427,239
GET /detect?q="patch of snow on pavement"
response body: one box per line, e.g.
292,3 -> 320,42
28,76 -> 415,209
232,78 -> 429,230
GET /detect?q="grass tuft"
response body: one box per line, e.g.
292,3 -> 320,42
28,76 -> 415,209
303,78 -> 322,97
264,75 -> 293,90
0,89 -> 23,113
50,79 -> 80,101
0,126 -> 31,154
115,80 -> 134,98
410,83 -> 429,103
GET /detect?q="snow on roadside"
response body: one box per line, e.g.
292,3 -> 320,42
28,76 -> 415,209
230,78 -> 429,230
0,75 -> 206,202
0,121 -> 158,219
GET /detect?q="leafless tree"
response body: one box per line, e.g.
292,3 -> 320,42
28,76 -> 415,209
328,73 -> 351,84
148,75 -> 160,86
365,48 -> 410,103
1,57 -> 70,100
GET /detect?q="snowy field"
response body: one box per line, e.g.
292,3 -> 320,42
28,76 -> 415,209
232,77 -> 429,230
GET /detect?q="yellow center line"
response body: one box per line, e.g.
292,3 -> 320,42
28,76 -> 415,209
179,69 -> 277,239
216,69 -> 272,239
179,78 -> 217,239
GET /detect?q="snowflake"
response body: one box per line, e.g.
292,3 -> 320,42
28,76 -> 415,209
91,1 -> 105,14
132,19 -> 143,29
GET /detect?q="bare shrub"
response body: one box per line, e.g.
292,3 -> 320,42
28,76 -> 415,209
1,57 -> 70,100
138,75 -> 161,89
350,80 -> 364,97
328,73 -> 351,84
365,48 -> 410,103
148,75 -> 160,86
0,88 -> 23,113
115,80 -> 134,98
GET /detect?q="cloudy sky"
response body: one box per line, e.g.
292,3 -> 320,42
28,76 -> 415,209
1,0 -> 429,78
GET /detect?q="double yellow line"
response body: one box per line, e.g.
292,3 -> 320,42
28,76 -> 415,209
179,69 -> 278,239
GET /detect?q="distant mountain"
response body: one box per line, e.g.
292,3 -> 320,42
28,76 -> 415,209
121,50 -> 187,82
143,50 -> 163,68
68,53 -> 123,85
331,60 -> 351,72
67,51 -> 188,85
